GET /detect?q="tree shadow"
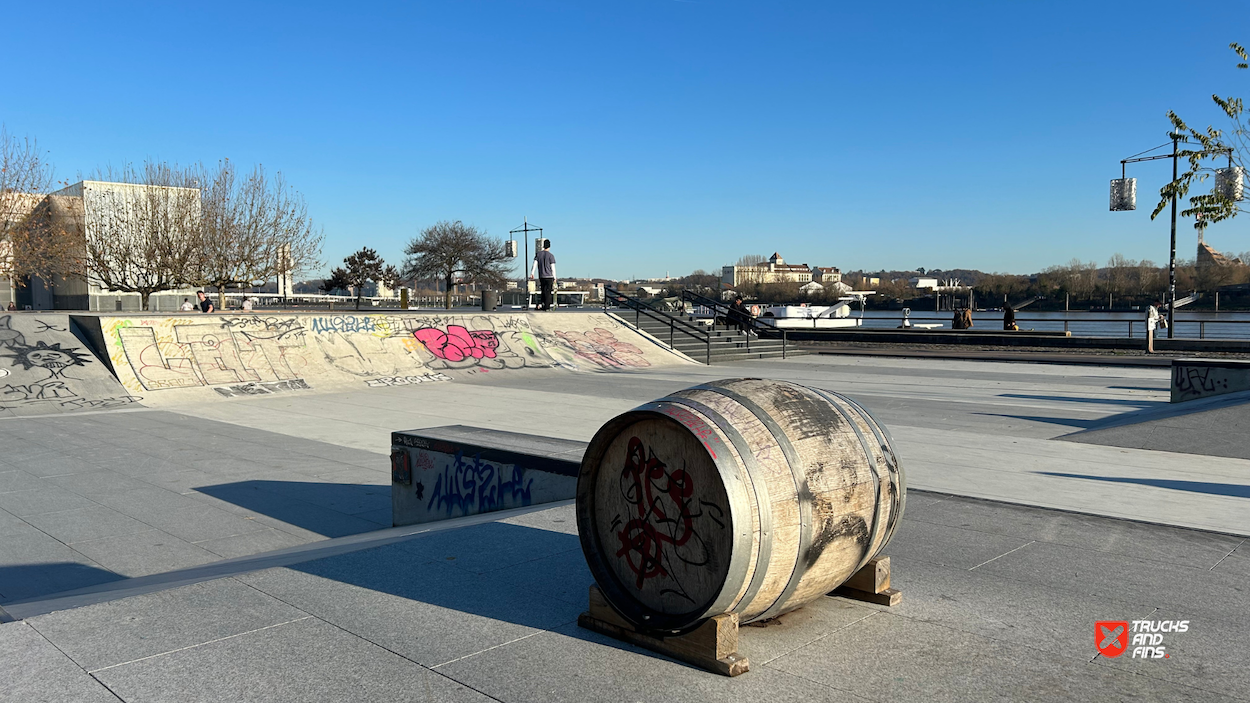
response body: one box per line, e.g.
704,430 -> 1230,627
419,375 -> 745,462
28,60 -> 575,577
1035,472 -> 1250,499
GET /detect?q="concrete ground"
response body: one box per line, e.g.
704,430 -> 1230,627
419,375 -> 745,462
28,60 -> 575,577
1,353 -> 1247,701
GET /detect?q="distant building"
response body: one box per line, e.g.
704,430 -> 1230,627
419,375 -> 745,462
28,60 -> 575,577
910,276 -> 939,291
8,181 -> 203,311
810,266 -> 842,284
1197,242 -> 1243,268
722,253 -> 815,286
799,281 -> 825,296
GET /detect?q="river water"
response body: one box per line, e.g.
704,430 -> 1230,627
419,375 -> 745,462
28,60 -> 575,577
856,310 -> 1250,340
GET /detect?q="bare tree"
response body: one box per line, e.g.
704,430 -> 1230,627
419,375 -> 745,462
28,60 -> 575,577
402,220 -> 510,309
82,163 -> 203,310
196,160 -> 323,307
0,126 -> 57,284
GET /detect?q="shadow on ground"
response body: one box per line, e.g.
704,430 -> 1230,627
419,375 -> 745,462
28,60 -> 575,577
0,562 -> 123,604
275,520 -> 645,652
197,480 -> 390,537
973,413 -> 1098,429
1036,472 -> 1250,499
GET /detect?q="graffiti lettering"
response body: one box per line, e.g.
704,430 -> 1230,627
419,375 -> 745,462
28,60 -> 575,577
365,373 -> 452,387
426,451 -> 534,518
312,316 -> 376,335
614,437 -> 722,602
1173,366 -> 1230,399
414,326 -> 499,362
212,378 -> 311,398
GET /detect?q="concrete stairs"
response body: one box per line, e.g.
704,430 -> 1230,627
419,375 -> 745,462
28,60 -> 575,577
622,312 -> 806,364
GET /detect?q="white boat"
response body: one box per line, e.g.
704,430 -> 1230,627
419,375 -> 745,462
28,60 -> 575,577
754,293 -> 873,330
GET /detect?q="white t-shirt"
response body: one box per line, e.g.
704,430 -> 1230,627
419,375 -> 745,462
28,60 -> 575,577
180,301 -> 194,311
242,299 -> 253,311
1147,305 -> 1159,331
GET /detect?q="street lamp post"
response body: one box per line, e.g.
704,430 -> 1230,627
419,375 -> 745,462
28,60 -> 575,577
1111,137 -> 1180,337
510,218 -> 542,311
1111,138 -> 1236,338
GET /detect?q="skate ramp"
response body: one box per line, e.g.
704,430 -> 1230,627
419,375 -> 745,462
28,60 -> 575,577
83,311 -> 692,408
0,314 -> 142,417
525,311 -> 695,369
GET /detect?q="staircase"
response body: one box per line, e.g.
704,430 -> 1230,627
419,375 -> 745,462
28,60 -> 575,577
605,287 -> 805,364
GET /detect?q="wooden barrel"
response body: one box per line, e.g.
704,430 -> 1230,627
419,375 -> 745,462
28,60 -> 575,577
576,378 -> 905,632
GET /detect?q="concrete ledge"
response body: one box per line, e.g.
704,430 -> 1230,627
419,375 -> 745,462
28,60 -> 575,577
391,425 -> 583,526
1171,358 -> 1250,402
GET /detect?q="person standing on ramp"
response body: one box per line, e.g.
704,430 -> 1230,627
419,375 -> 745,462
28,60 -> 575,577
530,239 -> 557,311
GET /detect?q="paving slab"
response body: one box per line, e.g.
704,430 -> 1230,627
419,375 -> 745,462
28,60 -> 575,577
767,611 -> 1235,703
70,529 -> 220,578
21,505 -> 154,545
238,544 -> 585,667
27,577 -> 306,672
436,621 -> 867,703
902,494 -> 1246,569
0,621 -> 118,703
92,616 -> 491,703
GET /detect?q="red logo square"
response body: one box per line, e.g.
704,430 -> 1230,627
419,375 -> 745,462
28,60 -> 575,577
1096,621 -> 1129,657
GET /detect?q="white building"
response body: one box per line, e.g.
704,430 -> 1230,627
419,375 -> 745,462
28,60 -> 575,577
13,181 -> 204,311
722,253 -> 815,287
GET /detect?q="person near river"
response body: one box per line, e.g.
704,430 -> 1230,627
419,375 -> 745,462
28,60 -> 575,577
1003,304 -> 1018,331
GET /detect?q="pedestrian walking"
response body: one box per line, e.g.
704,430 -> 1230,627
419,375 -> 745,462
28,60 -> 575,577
179,297 -> 195,312
242,296 -> 254,312
1003,304 -> 1018,331
529,239 -> 556,311
196,291 -> 214,313
1146,300 -> 1160,353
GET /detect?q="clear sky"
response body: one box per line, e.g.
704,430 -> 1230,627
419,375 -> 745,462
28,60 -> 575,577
4,1 -> 1250,280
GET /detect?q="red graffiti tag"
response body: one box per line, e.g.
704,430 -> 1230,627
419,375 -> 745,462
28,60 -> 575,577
413,326 -> 499,362
615,436 -> 699,589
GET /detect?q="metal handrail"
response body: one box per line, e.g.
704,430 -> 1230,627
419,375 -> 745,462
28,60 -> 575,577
879,313 -> 1250,340
605,286 -> 714,364
680,290 -> 788,359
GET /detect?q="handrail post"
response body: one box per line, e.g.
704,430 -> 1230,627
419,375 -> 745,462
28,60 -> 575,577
783,330 -> 787,359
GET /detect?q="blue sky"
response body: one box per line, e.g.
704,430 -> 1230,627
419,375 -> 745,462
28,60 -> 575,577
4,1 -> 1250,279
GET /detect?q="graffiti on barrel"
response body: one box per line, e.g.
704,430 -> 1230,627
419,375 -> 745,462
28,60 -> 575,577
612,436 -> 723,601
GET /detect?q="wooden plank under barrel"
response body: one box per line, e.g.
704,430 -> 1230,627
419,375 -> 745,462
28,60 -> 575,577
576,378 -> 905,633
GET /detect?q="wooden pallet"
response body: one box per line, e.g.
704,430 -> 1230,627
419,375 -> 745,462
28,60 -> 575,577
830,556 -> 902,606
578,585 -> 750,676
578,556 -> 900,677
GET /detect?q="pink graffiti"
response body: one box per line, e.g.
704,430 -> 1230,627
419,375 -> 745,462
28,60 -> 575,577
555,328 -> 650,368
413,326 -> 499,362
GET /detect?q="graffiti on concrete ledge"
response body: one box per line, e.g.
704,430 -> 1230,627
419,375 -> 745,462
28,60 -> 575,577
425,450 -> 534,518
1173,366 -> 1231,399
